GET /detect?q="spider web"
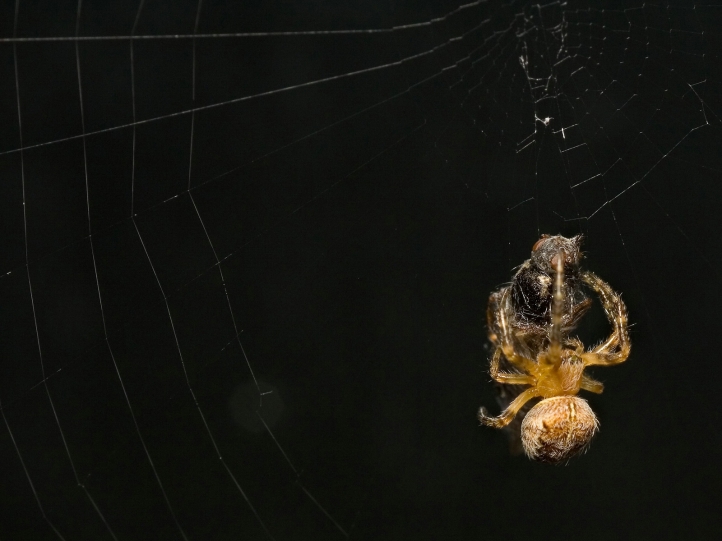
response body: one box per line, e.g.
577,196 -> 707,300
1,0 -> 721,539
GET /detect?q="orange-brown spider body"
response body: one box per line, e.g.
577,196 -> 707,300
479,235 -> 630,464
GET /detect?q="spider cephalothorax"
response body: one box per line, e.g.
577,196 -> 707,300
480,235 -> 630,463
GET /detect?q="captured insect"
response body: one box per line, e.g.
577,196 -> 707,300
479,235 -> 630,463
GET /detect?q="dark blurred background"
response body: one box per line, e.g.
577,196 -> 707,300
1,0 -> 722,539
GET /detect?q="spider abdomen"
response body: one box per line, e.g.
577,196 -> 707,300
520,396 -> 599,464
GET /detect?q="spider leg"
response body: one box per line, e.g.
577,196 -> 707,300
489,348 -> 535,386
580,373 -> 604,394
563,298 -> 592,330
580,271 -> 631,367
486,289 -> 505,344
478,387 -> 541,428
544,251 -> 566,367
565,336 -> 584,352
496,290 -> 537,373
592,332 -> 618,354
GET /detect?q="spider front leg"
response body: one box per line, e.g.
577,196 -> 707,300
489,348 -> 535,386
479,387 -> 541,428
580,271 -> 631,367
496,290 -> 538,374
542,250 -> 566,366
563,298 -> 592,331
592,331 -> 618,355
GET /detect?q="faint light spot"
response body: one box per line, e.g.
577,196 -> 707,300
229,380 -> 284,433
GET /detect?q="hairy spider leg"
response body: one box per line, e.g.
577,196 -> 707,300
496,289 -> 538,374
591,330 -> 619,354
580,271 -> 631,367
563,298 -> 593,330
479,291 -> 540,428
541,250 -> 566,367
489,348 -> 535,386
580,373 -> 604,393
479,388 -> 541,428
584,273 -> 621,354
568,335 -> 604,393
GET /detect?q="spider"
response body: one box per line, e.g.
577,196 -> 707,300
479,235 -> 630,463
484,235 -> 595,455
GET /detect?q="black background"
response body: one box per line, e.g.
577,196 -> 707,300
1,0 -> 722,539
